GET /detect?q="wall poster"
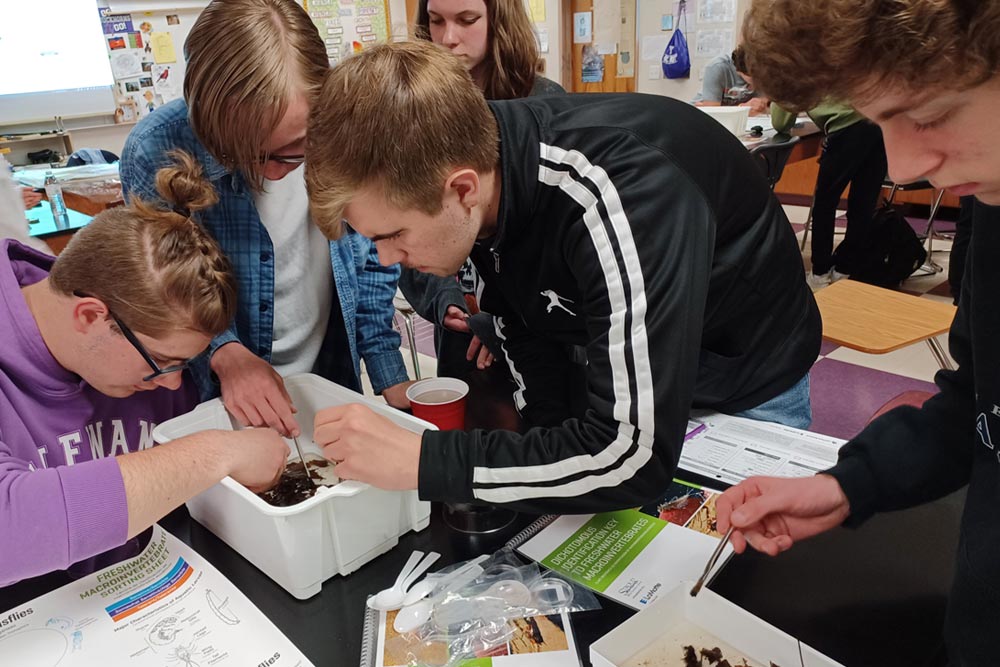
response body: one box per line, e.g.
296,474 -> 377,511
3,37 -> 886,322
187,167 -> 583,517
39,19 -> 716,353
304,0 -> 392,65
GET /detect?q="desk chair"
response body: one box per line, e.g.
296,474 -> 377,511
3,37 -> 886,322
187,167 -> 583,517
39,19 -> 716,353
392,289 -> 422,380
749,134 -> 800,190
883,178 -> 946,275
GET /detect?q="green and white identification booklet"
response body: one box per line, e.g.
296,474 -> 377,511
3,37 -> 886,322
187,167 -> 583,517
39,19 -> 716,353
512,480 -> 732,610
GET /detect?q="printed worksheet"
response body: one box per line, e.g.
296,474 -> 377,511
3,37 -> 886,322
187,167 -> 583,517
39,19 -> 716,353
680,412 -> 845,486
0,526 -> 312,667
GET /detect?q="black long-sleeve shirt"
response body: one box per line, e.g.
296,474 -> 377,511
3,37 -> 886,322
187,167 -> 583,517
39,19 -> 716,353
419,94 -> 820,513
828,200 -> 1000,663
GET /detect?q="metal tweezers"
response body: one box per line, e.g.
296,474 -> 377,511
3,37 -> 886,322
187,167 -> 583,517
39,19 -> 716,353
292,436 -> 317,488
690,525 -> 735,597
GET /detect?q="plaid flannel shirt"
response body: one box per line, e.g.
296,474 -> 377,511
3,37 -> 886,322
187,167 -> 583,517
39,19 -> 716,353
120,100 -> 408,400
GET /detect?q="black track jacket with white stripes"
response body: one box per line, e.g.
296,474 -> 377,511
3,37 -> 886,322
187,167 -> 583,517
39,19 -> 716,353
417,94 -> 821,513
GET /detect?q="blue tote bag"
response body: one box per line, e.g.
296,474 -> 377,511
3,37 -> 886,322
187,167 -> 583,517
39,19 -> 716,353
662,0 -> 691,79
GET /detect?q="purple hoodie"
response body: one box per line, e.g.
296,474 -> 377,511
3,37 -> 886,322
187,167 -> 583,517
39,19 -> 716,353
0,240 -> 198,585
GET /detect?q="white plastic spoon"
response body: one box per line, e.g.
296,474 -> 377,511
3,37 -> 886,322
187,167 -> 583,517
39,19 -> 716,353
368,550 -> 424,611
393,597 -> 434,633
372,551 -> 440,611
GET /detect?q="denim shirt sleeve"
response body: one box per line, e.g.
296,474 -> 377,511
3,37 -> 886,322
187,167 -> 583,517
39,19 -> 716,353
352,234 -> 409,393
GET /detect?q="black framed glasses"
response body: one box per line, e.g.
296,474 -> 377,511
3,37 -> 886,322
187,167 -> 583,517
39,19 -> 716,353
74,291 -> 191,382
259,153 -> 306,165
111,313 -> 190,382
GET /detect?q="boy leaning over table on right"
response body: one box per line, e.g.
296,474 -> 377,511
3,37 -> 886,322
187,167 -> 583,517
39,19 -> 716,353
714,1 -> 1000,664
0,152 -> 287,586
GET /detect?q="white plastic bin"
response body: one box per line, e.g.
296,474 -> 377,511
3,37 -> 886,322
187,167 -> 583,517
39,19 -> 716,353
697,105 -> 751,137
153,373 -> 433,599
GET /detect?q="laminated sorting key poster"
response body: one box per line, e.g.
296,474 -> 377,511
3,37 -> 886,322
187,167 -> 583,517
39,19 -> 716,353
0,526 -> 313,667
515,480 -> 731,610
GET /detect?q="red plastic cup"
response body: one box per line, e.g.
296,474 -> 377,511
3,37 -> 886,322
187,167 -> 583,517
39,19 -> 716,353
406,378 -> 469,431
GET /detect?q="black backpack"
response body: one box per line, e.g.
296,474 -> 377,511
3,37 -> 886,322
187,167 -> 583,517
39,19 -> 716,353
846,204 -> 927,287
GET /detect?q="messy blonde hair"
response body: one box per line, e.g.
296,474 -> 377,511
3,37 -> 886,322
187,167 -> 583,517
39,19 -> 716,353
742,0 -> 1000,112
183,0 -> 328,190
414,0 -> 539,100
49,151 -> 236,338
305,41 -> 499,240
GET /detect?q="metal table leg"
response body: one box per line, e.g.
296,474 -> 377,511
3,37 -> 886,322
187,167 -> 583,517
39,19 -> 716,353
926,336 -> 953,371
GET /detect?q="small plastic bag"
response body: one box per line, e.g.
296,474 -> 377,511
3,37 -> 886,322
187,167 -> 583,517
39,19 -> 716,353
391,548 -> 600,667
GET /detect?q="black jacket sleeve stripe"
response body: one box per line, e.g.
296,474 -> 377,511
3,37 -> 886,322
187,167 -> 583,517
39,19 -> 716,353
470,142 -> 656,500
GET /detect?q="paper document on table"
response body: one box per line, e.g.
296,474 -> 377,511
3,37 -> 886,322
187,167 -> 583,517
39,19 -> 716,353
512,480 -> 732,610
0,525 -> 312,667
680,412 -> 845,486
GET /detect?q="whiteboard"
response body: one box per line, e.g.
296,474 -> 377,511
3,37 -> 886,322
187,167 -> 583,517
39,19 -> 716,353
0,0 -> 115,124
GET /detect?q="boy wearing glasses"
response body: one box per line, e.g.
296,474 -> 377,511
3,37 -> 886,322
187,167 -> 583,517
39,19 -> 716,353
0,153 -> 287,585
121,0 -> 413,438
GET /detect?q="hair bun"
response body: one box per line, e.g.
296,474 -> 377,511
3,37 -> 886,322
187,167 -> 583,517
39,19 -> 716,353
155,149 -> 219,217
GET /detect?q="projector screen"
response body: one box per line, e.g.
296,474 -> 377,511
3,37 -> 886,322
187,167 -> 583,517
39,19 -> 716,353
0,1 -> 115,125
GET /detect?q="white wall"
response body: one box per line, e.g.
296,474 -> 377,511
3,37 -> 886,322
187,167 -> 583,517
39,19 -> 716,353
533,0 -> 564,86
72,124 -> 130,159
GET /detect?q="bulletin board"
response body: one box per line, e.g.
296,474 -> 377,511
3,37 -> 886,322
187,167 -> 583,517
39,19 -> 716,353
304,0 -> 393,65
97,6 -> 196,125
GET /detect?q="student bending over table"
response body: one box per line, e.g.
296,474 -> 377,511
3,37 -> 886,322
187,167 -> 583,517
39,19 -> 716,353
303,41 -> 821,514
714,2 -> 1000,664
0,152 -> 287,586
